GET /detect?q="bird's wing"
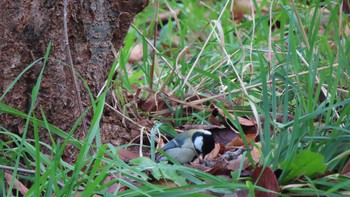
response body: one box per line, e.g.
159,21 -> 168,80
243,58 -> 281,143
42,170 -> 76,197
161,132 -> 193,151
161,139 -> 180,151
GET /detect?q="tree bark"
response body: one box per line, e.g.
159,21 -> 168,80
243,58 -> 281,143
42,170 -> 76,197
0,0 -> 148,159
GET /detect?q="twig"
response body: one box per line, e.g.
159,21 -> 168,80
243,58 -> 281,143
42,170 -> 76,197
0,164 -> 35,174
149,0 -> 159,90
291,0 -> 310,49
0,164 -> 84,190
63,0 -> 91,154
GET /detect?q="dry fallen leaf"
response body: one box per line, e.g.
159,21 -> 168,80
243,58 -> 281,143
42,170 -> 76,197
205,160 -> 230,176
251,142 -> 262,163
252,166 -> 280,197
209,127 -> 238,145
226,144 -> 261,171
138,93 -> 179,115
208,112 -> 222,126
105,175 -> 122,193
345,23 -> 350,37
231,0 -> 268,20
188,163 -> 210,171
128,43 -> 143,63
118,149 -> 139,162
157,137 -> 165,149
231,0 -> 254,19
205,143 -> 221,160
226,133 -> 256,147
227,155 -> 250,171
152,179 -> 178,187
237,116 -> 256,127
209,106 -> 257,132
341,158 -> 350,177
5,172 -> 29,195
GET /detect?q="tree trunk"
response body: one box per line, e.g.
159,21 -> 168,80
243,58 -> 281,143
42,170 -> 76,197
0,0 -> 148,159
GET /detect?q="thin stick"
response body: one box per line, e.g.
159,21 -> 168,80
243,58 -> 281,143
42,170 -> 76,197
291,0 -> 309,49
0,164 -> 84,190
150,0 -> 159,90
63,0 -> 91,154
0,164 -> 35,174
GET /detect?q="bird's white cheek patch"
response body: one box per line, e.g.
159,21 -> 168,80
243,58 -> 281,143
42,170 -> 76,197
194,136 -> 204,152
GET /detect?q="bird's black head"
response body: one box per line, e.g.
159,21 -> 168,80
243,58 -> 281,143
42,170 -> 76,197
192,130 -> 215,157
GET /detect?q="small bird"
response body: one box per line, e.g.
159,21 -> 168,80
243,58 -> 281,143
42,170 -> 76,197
156,129 -> 215,164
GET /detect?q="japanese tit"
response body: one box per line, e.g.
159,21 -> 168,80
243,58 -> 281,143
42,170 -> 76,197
156,129 -> 215,164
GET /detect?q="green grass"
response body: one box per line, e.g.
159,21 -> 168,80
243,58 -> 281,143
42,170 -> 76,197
1,0 -> 350,196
